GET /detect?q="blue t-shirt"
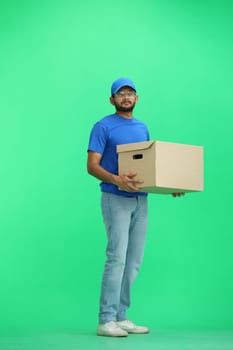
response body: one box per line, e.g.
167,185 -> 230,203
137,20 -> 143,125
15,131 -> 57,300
88,113 -> 150,197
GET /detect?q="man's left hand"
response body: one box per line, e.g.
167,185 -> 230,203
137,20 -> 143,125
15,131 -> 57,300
172,192 -> 185,197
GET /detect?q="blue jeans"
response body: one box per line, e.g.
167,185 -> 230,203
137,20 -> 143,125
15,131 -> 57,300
99,192 -> 148,324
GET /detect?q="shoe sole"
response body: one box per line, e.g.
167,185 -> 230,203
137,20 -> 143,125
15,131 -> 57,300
97,332 -> 128,337
127,329 -> 149,334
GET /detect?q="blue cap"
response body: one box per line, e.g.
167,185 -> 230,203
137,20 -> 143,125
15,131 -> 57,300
111,77 -> 136,95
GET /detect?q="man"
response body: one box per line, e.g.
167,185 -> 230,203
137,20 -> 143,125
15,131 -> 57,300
87,77 -> 182,337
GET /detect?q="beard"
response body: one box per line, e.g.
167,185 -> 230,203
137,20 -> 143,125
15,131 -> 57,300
114,101 -> 136,113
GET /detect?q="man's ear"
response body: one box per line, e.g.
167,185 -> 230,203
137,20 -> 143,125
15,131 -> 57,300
110,96 -> 115,105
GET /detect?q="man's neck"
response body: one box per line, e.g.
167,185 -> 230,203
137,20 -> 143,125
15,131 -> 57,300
115,110 -> 133,119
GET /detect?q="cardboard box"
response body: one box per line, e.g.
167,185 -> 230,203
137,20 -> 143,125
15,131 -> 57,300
117,140 -> 204,194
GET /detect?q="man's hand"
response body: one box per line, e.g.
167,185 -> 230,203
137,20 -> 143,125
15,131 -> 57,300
115,172 -> 144,192
87,152 -> 143,192
172,192 -> 185,197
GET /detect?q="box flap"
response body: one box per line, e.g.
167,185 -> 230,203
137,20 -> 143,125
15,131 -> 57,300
117,140 -> 155,153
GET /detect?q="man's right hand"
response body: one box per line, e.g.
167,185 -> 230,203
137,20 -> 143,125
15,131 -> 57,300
114,172 -> 144,192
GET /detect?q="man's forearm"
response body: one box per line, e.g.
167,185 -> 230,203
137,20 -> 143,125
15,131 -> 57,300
87,163 -> 118,185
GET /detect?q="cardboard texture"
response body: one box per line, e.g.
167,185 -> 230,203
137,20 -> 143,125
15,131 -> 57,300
117,140 -> 204,194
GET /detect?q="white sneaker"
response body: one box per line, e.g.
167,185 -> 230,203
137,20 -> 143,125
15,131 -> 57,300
117,320 -> 149,334
97,321 -> 128,337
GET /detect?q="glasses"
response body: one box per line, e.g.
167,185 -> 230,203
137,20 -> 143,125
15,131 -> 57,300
114,90 -> 136,98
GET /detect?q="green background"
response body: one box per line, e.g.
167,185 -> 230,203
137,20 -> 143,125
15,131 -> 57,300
0,0 -> 233,333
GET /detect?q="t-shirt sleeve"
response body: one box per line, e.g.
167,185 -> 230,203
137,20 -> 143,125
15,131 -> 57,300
87,122 -> 108,155
146,125 -> 150,141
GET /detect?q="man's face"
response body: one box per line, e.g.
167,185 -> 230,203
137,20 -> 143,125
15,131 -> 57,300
110,87 -> 138,112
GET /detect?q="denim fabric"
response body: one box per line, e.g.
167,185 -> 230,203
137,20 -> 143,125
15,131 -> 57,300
99,192 -> 148,324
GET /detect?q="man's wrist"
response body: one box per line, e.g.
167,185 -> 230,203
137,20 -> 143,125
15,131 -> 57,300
112,174 -> 120,186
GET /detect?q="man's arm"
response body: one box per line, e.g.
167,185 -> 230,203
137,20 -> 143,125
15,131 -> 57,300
87,151 -> 143,193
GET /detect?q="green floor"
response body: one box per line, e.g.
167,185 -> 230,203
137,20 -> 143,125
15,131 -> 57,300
0,329 -> 233,350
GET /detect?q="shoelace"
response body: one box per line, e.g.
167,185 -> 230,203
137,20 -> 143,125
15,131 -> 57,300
122,320 -> 135,327
107,321 -> 120,329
